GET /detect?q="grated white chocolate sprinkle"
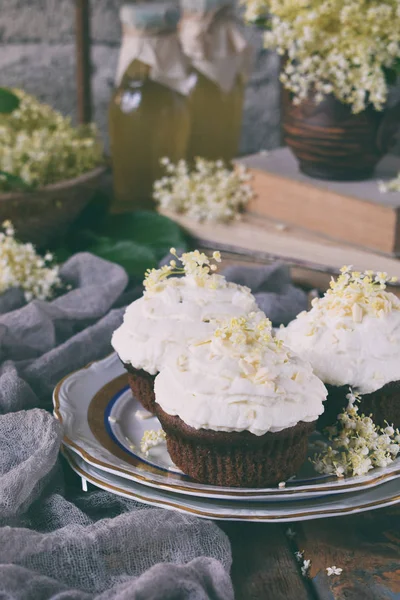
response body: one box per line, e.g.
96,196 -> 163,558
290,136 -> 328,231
135,409 -> 153,421
140,429 -> 166,456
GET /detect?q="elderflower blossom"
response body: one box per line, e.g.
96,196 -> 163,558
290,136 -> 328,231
207,312 -> 290,385
308,266 -> 400,325
143,248 -> 224,293
241,0 -> 400,113
312,388 -> 400,478
140,429 -> 166,456
0,221 -> 61,301
286,528 -> 296,539
241,0 -> 269,23
301,559 -> 311,577
153,157 -> 254,223
326,566 -> 343,577
0,89 -> 103,191
379,173 -> 400,194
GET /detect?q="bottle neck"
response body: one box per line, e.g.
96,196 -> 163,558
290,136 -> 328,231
121,59 -> 151,85
118,30 -> 178,86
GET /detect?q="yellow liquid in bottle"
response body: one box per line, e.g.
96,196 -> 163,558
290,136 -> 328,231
109,59 -> 191,212
186,70 -> 245,164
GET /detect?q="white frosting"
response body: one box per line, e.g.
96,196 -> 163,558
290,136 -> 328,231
278,309 -> 400,394
112,275 -> 258,374
278,293 -> 400,394
154,315 -> 327,435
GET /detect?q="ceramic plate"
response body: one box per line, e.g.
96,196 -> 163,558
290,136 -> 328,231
53,353 -> 400,502
63,448 -> 400,522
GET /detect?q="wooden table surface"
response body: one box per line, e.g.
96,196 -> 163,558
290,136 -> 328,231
222,506 -> 400,600
63,455 -> 400,598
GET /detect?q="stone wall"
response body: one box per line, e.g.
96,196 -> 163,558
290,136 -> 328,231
0,0 -> 281,155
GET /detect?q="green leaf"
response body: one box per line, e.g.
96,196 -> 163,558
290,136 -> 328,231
72,189 -> 111,231
95,211 -> 188,260
0,88 -> 20,114
0,170 -> 32,191
252,16 -> 271,30
51,246 -> 74,263
62,209 -> 188,278
384,59 -> 400,86
392,58 -> 400,75
88,238 -> 158,277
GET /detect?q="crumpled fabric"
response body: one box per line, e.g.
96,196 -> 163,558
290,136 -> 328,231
222,261 -> 308,326
159,251 -> 308,326
0,252 -> 233,600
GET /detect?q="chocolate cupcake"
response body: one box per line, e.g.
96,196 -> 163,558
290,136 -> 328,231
125,365 -> 156,414
278,267 -> 400,429
112,249 -> 258,413
154,312 -> 327,487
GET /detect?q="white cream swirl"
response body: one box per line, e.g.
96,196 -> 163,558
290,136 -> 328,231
112,275 -> 258,375
154,316 -> 327,435
277,308 -> 400,394
278,267 -> 400,394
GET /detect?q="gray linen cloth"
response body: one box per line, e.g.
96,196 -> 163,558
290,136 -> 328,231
0,252 -> 307,600
223,261 -> 307,327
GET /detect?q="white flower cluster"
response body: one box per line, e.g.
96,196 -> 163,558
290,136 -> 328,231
214,313 -> 274,349
210,313 -> 290,385
242,0 -> 400,113
240,0 -> 268,23
295,551 -> 311,577
0,221 -> 61,301
327,566 -> 343,577
379,173 -> 400,194
144,248 -> 223,293
309,266 -> 400,324
153,157 -> 254,223
285,528 -> 296,539
313,389 -> 400,478
0,89 -> 103,191
295,550 -> 343,578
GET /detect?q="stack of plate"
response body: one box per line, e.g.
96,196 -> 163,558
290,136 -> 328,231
53,353 -> 400,522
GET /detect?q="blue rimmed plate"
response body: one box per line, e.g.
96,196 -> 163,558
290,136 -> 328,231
53,353 -> 400,502
63,447 -> 400,522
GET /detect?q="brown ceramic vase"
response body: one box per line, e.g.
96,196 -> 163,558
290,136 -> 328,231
282,89 -> 400,181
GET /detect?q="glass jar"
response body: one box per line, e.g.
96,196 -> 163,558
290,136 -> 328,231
109,3 -> 193,212
185,69 -> 245,164
179,0 -> 251,164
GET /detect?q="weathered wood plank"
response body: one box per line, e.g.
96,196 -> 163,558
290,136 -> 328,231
296,508 -> 400,600
75,0 -> 92,124
221,522 -> 311,600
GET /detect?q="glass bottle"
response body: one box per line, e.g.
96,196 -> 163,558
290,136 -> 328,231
179,0 -> 250,164
109,3 -> 192,212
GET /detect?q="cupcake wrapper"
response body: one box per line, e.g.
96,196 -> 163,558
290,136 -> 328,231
123,363 -> 157,414
319,381 -> 400,431
155,404 -> 316,488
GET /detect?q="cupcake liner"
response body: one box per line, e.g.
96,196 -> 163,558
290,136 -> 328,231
319,381 -> 400,431
123,363 -> 157,414
155,404 -> 316,487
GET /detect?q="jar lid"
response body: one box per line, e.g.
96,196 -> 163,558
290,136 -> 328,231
180,0 -> 233,14
120,3 -> 180,33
